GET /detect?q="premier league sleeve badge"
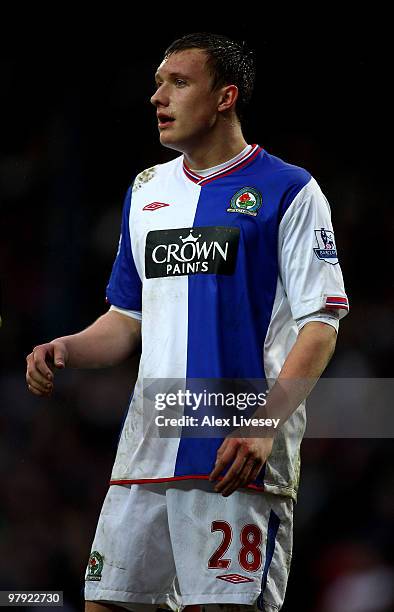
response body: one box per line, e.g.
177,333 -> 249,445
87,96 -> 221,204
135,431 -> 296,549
313,228 -> 339,265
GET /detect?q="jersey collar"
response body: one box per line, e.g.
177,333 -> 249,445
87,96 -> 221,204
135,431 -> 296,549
183,144 -> 262,186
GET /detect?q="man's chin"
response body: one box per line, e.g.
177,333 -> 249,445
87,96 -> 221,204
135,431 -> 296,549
159,131 -> 186,153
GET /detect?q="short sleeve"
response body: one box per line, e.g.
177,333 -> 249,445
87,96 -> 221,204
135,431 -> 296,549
109,305 -> 142,321
279,177 -> 349,321
105,184 -> 142,311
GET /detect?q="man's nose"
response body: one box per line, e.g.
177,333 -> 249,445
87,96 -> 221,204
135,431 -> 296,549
150,91 -> 158,106
150,84 -> 168,107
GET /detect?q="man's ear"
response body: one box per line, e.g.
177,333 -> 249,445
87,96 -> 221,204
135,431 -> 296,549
217,85 -> 239,113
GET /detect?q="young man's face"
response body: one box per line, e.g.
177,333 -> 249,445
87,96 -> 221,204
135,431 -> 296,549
150,48 -> 223,153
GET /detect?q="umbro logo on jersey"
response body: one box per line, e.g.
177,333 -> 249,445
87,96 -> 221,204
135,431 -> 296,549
217,574 -> 254,584
227,187 -> 262,217
143,202 -> 170,211
145,226 -> 240,278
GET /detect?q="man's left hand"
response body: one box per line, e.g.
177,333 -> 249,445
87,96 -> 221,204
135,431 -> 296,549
209,435 -> 274,497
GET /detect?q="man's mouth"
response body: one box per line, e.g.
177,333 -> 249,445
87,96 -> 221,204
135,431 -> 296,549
157,114 -> 175,128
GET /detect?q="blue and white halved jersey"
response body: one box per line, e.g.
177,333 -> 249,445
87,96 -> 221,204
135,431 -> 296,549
106,145 -> 349,501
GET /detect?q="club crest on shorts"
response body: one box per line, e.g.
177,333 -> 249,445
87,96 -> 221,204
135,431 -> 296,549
86,551 -> 104,581
313,228 -> 338,265
227,187 -> 262,217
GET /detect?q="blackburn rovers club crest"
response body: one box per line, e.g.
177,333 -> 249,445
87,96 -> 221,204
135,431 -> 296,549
227,187 -> 262,217
313,228 -> 339,265
86,551 -> 104,581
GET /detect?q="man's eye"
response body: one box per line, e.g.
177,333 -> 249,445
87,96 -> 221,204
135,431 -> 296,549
175,79 -> 186,87
155,82 -> 163,90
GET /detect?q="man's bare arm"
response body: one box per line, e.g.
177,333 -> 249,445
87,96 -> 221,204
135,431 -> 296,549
210,321 -> 337,496
279,320 -> 337,379
26,309 -> 141,397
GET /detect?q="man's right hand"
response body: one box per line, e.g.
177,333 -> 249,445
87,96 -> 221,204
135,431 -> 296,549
26,340 -> 68,397
25,310 -> 142,395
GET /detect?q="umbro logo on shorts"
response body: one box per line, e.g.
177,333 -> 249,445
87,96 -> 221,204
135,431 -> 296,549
143,202 -> 170,211
217,574 -> 254,584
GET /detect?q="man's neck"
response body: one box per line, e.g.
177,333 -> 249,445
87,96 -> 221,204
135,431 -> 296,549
182,122 -> 248,170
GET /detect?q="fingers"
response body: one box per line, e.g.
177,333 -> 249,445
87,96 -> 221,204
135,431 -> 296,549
52,344 -> 66,368
32,345 -> 55,379
213,451 -> 249,495
26,347 -> 53,382
210,436 -> 271,497
248,461 -> 263,484
27,381 -> 52,397
215,457 -> 264,498
26,344 -> 55,397
215,453 -> 262,497
218,455 -> 255,497
209,439 -> 234,482
26,367 -> 53,396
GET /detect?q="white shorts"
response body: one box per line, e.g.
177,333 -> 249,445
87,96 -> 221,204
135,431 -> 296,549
84,481 -> 293,612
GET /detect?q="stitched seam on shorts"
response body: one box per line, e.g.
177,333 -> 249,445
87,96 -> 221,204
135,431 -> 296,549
180,591 -> 262,596
183,595 -> 280,611
85,589 -> 280,610
85,587 -> 174,597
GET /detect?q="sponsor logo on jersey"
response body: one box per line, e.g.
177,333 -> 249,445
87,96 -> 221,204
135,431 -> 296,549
86,551 -> 104,581
143,202 -> 170,211
145,226 -> 240,278
217,574 -> 255,584
227,187 -> 262,217
313,228 -> 339,265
